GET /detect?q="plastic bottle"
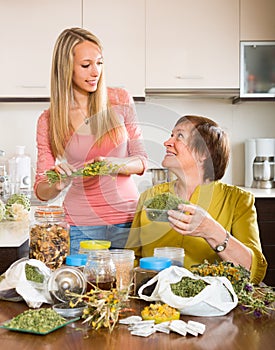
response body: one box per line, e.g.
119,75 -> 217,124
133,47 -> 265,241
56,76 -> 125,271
8,145 -> 31,192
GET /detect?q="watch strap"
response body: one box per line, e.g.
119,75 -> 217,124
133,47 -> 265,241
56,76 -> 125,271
214,230 -> 230,252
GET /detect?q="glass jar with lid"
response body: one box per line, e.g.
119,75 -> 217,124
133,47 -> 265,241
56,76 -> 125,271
29,205 -> 70,270
83,249 -> 116,291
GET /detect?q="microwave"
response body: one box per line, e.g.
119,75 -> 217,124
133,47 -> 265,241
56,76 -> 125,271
240,41 -> 275,98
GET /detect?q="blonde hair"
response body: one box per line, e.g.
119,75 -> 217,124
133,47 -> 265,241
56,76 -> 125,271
50,27 -> 124,158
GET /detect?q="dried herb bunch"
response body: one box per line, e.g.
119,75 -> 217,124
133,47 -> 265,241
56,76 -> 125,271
46,161 -> 121,185
191,260 -> 275,317
67,285 -> 132,333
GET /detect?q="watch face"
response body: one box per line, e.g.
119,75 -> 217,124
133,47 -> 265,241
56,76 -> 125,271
216,245 -> 225,252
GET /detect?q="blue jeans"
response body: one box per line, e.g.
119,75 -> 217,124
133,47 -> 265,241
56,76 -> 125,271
69,222 -> 132,255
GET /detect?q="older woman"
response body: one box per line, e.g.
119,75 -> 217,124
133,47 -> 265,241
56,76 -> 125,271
126,115 -> 267,284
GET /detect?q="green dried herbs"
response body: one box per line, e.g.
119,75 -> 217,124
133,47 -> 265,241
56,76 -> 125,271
46,161 -> 121,184
170,277 -> 208,298
25,263 -> 44,283
145,193 -> 186,210
4,308 -> 67,333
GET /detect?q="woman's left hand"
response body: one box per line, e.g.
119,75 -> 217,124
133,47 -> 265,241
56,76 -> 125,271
167,203 -> 214,238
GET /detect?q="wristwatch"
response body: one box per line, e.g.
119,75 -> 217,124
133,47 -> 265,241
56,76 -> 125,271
214,231 -> 230,253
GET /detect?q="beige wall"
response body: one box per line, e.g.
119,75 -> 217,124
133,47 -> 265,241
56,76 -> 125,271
0,98 -> 274,189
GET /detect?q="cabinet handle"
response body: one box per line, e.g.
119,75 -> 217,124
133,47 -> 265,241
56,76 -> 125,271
19,85 -> 47,89
175,75 -> 203,80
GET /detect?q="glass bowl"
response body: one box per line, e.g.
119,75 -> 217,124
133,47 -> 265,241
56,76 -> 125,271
53,303 -> 86,318
144,208 -> 170,222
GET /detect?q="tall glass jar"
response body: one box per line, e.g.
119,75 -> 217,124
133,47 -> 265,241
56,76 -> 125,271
110,249 -> 135,294
83,250 -> 116,291
29,206 -> 70,270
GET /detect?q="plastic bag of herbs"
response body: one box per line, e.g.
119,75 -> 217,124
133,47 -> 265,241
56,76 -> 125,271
138,265 -> 238,316
144,192 -> 188,222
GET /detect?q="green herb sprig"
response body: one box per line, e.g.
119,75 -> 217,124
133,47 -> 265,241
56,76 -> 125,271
191,260 -> 275,318
46,161 -> 121,185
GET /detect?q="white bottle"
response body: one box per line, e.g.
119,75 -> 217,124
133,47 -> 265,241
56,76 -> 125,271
8,145 -> 31,191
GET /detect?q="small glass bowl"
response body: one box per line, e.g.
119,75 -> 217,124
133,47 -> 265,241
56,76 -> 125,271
53,303 -> 86,318
144,208 -> 170,222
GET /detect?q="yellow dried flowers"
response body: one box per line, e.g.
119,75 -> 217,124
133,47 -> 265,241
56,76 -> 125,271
46,161 -> 121,184
141,303 -> 180,324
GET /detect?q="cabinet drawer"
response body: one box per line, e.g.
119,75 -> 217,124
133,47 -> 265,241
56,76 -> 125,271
258,222 -> 275,245
255,198 -> 275,221
262,245 -> 275,269
263,269 -> 275,287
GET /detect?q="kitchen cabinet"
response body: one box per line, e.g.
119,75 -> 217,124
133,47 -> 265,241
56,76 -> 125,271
255,198 -> 275,286
145,0 -> 239,90
83,0 -> 146,97
240,0 -> 275,41
0,0 -> 82,98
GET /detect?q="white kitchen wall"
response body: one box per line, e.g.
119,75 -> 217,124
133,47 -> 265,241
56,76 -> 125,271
0,99 -> 274,192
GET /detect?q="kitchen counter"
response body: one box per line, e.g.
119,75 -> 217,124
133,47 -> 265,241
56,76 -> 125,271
0,299 -> 274,350
239,187 -> 275,198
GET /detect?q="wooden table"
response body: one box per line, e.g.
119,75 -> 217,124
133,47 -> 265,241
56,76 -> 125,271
0,298 -> 275,350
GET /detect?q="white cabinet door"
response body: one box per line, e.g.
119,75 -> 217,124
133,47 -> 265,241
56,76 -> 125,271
146,0 -> 239,89
83,0 -> 145,97
0,0 -> 81,97
240,0 -> 275,40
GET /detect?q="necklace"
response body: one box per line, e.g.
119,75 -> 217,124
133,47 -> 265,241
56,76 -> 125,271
78,108 -> 91,125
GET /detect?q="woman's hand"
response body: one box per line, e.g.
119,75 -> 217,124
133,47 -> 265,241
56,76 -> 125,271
52,162 -> 76,190
167,203 -> 216,239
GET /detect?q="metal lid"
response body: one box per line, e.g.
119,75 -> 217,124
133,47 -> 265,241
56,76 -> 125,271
139,257 -> 171,271
47,266 -> 86,303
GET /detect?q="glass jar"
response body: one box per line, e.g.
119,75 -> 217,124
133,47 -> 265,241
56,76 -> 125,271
110,249 -> 135,293
29,206 -> 70,270
83,250 -> 116,291
154,247 -> 185,267
134,257 -> 171,296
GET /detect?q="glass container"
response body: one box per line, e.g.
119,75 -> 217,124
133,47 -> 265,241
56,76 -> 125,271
83,250 -> 116,291
29,206 -> 70,270
134,257 -> 171,296
110,249 -> 135,294
154,247 -> 185,267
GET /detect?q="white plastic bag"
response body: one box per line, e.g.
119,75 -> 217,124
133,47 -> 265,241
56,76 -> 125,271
0,258 -> 52,308
138,266 -> 238,317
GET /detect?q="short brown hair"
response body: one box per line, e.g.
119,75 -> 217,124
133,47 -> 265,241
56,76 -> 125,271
175,115 -> 230,181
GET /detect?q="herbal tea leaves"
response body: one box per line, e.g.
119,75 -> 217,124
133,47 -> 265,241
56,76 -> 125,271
145,193 -> 187,210
2,308 -> 68,334
170,277 -> 208,298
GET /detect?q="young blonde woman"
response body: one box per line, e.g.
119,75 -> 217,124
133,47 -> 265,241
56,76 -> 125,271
126,115 -> 267,284
34,27 -> 147,254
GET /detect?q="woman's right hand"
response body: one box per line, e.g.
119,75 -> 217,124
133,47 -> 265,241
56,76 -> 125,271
52,162 -> 76,190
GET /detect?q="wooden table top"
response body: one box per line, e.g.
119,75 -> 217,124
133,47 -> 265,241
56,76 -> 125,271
0,298 -> 275,350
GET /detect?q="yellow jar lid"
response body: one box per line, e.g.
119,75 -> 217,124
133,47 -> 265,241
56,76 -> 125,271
80,240 -> 111,250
